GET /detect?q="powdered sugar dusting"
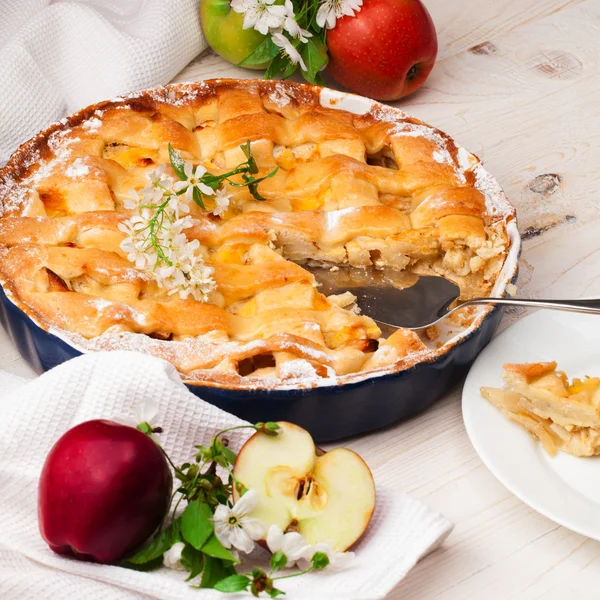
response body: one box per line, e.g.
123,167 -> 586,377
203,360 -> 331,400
81,117 -> 102,132
472,162 -> 515,220
279,358 -> 319,380
65,158 -> 89,178
269,84 -> 292,107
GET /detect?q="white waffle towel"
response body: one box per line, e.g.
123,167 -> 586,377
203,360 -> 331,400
0,351 -> 452,599
0,0 -> 206,162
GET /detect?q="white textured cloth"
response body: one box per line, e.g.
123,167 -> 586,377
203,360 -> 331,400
0,352 -> 453,599
0,0 -> 207,162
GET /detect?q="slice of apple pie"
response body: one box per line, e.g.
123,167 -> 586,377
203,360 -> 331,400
481,362 -> 600,457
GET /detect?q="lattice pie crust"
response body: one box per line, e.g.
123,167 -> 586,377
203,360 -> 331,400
0,80 -> 514,389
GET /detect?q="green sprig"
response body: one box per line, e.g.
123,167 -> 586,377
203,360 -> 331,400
169,141 -> 278,209
130,142 -> 278,271
122,421 -> 295,596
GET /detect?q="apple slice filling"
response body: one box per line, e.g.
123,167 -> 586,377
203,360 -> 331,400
233,421 -> 376,552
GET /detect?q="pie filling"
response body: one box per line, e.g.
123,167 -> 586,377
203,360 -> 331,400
0,80 -> 512,388
481,362 -> 600,457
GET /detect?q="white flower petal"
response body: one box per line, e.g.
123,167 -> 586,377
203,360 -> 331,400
183,161 -> 194,178
229,525 -> 255,554
199,182 -> 214,196
185,185 -> 194,203
233,488 -> 259,516
240,516 -> 266,541
282,531 -> 310,560
272,32 -> 307,71
140,398 -> 159,422
214,523 -> 234,549
266,524 -> 285,553
163,542 -> 186,570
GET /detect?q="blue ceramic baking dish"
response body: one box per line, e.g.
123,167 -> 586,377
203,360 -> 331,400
0,219 -> 520,442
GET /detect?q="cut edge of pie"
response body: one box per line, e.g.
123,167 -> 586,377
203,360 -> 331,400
481,362 -> 600,457
0,79 -> 518,390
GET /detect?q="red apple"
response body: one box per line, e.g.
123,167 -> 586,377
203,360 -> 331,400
327,0 -> 438,101
38,419 -> 172,564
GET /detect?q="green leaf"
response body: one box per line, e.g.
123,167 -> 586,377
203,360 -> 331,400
199,556 -> 237,589
120,555 -> 164,572
270,551 -> 288,571
313,71 -> 326,86
221,445 -> 237,466
181,500 -> 214,550
238,37 -> 278,67
214,574 -> 251,593
264,53 -> 289,80
168,143 -> 187,180
281,58 -> 298,80
201,534 -> 239,563
123,518 -> 182,565
301,38 -> 329,85
192,185 -> 205,209
181,544 -> 204,581
267,588 -> 286,598
200,174 -> 222,190
240,140 -> 259,175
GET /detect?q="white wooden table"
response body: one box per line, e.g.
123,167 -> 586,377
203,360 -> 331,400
3,0 -> 600,597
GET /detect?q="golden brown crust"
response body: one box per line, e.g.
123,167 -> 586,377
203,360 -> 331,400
503,361 -> 558,381
0,79 -> 516,389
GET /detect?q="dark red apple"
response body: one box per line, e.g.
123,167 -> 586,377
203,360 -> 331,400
39,419 -> 172,564
327,0 -> 438,101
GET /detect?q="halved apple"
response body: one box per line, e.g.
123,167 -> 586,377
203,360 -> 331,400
232,422 -> 376,551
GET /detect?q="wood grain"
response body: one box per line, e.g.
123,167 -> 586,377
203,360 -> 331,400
2,0 -> 600,598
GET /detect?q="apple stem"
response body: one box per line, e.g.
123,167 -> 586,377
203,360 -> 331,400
157,445 -> 186,478
213,424 -> 258,440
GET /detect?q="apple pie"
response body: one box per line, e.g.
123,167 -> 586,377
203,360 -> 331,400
0,80 -> 515,389
481,362 -> 600,457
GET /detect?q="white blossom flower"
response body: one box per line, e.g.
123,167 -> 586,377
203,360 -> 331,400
212,187 -> 231,217
124,187 -> 141,211
213,489 -> 266,554
283,0 -> 312,42
119,233 -> 153,270
147,164 -> 167,187
272,32 -> 307,71
118,398 -> 159,429
266,525 -> 311,568
163,542 -> 186,571
185,260 -> 217,302
119,159 -> 217,303
298,542 -> 356,571
173,162 -> 214,203
167,190 -> 190,218
316,0 -> 362,30
231,0 -> 287,35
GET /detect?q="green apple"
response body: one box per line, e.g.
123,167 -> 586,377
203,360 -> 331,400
201,0 -> 269,69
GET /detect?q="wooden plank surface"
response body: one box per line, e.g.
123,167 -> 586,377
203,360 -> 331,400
2,0 -> 600,597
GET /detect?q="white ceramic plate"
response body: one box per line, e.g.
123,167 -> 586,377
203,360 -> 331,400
463,309 -> 600,540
